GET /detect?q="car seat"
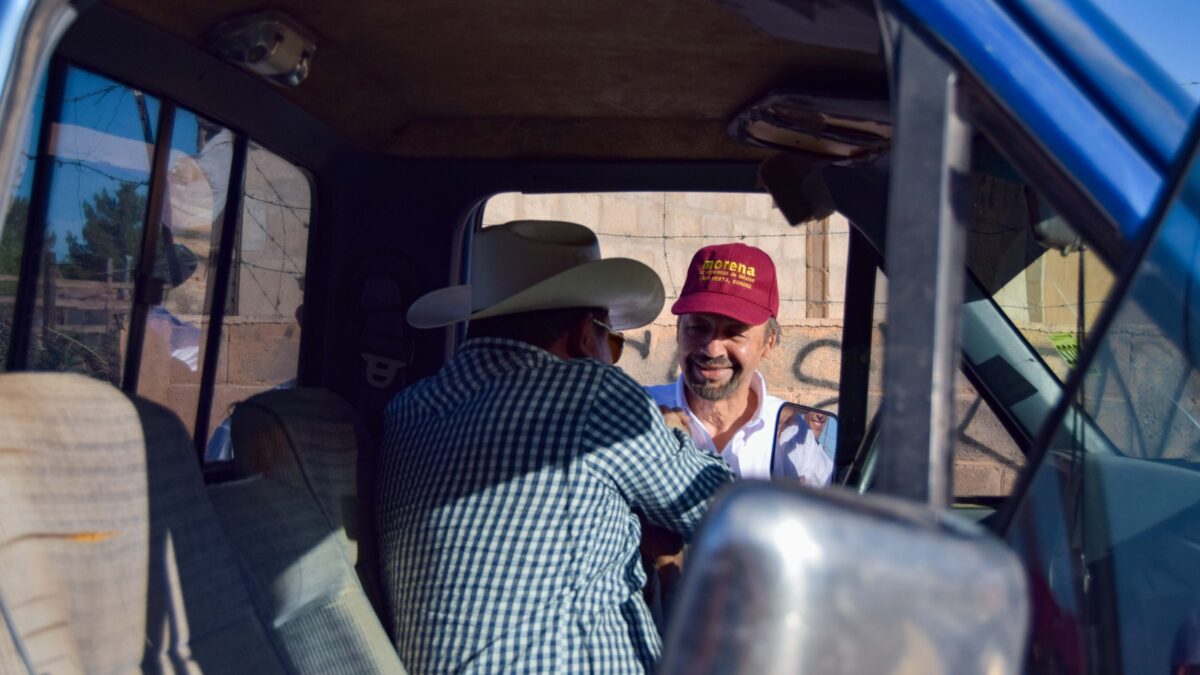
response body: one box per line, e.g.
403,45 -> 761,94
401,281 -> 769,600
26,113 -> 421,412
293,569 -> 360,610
210,387 -> 404,674
0,373 -> 286,674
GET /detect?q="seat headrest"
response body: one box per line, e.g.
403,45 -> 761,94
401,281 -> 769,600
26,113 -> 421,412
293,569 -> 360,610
0,372 -> 149,673
230,388 -> 365,562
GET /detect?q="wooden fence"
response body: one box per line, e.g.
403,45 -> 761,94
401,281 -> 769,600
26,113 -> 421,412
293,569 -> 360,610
0,256 -> 134,336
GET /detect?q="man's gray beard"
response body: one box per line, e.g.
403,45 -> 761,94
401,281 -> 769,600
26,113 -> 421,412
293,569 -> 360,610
684,367 -> 745,402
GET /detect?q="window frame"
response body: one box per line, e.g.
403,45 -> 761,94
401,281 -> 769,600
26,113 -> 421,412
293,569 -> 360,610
833,225 -> 881,476
2,58 -> 316,465
865,10 -> 1139,507
4,56 -> 65,373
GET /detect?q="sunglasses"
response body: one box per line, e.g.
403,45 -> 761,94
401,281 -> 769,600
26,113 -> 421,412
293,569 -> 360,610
592,318 -> 626,364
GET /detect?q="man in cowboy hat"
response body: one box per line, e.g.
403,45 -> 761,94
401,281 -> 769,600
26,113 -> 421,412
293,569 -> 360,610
647,242 -> 833,485
377,220 -> 734,674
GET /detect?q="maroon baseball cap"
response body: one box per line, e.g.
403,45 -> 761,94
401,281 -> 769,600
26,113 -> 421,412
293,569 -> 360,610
671,243 -> 779,325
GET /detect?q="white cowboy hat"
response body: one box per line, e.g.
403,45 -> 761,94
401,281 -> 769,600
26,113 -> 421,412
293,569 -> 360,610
407,220 -> 664,330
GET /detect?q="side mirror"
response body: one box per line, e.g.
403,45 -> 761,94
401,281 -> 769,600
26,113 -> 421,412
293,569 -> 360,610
771,402 -> 836,485
660,483 -> 1028,674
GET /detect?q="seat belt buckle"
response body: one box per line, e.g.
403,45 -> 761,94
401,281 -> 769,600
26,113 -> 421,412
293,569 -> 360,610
362,353 -> 406,388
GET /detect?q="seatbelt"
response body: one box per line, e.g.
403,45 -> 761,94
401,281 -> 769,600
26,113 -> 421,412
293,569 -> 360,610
0,588 -> 37,674
357,267 -> 414,436
352,259 -> 415,638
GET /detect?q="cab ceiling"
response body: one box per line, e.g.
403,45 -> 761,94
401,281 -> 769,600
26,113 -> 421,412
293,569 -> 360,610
106,0 -> 886,160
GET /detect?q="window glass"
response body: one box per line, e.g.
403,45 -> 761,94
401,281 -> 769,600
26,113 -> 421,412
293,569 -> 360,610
860,268 -> 1024,499
136,109 -> 234,435
28,67 -> 159,384
953,370 -> 1024,498
0,76 -> 47,370
947,136 -> 1120,505
966,141 -> 1116,383
204,142 -> 309,461
1006,154 -> 1200,674
482,192 -> 846,412
2,65 -> 311,455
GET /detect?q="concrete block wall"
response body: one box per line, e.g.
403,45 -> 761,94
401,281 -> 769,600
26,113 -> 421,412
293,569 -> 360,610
485,192 -> 1023,496
135,141 -> 309,444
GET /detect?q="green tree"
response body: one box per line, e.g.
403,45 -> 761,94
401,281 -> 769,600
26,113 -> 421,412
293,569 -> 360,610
61,182 -> 146,280
0,195 -> 29,277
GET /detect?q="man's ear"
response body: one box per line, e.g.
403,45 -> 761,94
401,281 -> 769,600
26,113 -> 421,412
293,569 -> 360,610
565,311 -> 596,359
762,323 -> 778,354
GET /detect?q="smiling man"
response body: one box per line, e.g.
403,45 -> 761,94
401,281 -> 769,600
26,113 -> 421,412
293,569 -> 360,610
647,243 -> 833,485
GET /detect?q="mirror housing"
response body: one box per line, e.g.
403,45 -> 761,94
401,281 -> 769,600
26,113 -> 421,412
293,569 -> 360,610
771,402 -> 836,485
660,483 -> 1028,674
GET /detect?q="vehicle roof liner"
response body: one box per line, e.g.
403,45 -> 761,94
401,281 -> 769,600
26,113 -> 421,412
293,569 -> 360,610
104,0 -> 887,159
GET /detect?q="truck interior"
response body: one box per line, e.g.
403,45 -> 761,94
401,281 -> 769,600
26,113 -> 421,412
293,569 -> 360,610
1,0 -> 1177,672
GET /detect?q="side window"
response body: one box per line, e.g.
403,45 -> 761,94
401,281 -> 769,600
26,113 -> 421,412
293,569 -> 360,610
859,265 -> 1025,498
949,134 -> 1119,500
482,192 -> 846,411
992,235 -> 1114,382
136,110 -> 233,433
0,64 -> 311,460
1005,148 -> 1200,675
203,143 -> 309,462
30,68 -> 159,383
865,268 -> 886,425
965,144 -> 1115,383
953,371 -> 1024,498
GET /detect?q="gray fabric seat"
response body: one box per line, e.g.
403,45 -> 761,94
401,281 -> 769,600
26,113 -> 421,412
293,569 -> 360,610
133,397 -> 289,674
0,374 -> 400,673
0,372 -> 290,674
210,387 -> 405,675
0,373 -> 151,674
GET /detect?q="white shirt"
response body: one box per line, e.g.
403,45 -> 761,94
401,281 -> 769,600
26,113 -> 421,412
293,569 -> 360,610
644,372 -> 769,480
773,420 -> 834,485
645,373 -> 833,485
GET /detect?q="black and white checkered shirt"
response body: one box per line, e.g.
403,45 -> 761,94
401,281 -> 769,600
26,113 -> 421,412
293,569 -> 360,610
378,338 -> 734,673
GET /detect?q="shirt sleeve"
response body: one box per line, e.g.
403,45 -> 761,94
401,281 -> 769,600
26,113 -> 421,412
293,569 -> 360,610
584,368 -> 735,540
776,428 -> 835,486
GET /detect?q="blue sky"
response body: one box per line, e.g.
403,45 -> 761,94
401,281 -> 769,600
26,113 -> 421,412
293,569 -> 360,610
13,67 -> 208,259
1089,0 -> 1200,100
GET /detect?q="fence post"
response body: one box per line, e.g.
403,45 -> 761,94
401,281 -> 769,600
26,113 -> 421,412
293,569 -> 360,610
105,257 -> 113,331
805,216 -> 830,319
41,251 -> 56,342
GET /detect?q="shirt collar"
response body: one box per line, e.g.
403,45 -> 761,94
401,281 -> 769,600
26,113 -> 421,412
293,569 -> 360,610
459,336 -> 552,356
453,337 -> 558,374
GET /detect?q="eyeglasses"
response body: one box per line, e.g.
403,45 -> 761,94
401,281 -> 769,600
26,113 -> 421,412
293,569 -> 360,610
592,318 -> 626,364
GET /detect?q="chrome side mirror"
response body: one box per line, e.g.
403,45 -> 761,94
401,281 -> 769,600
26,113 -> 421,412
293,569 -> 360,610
771,402 -> 836,485
661,483 -> 1028,675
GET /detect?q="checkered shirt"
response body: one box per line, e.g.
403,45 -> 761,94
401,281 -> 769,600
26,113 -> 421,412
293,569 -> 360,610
377,338 -> 734,673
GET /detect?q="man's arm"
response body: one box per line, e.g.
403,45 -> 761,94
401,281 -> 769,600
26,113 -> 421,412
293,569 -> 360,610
585,369 -> 735,539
